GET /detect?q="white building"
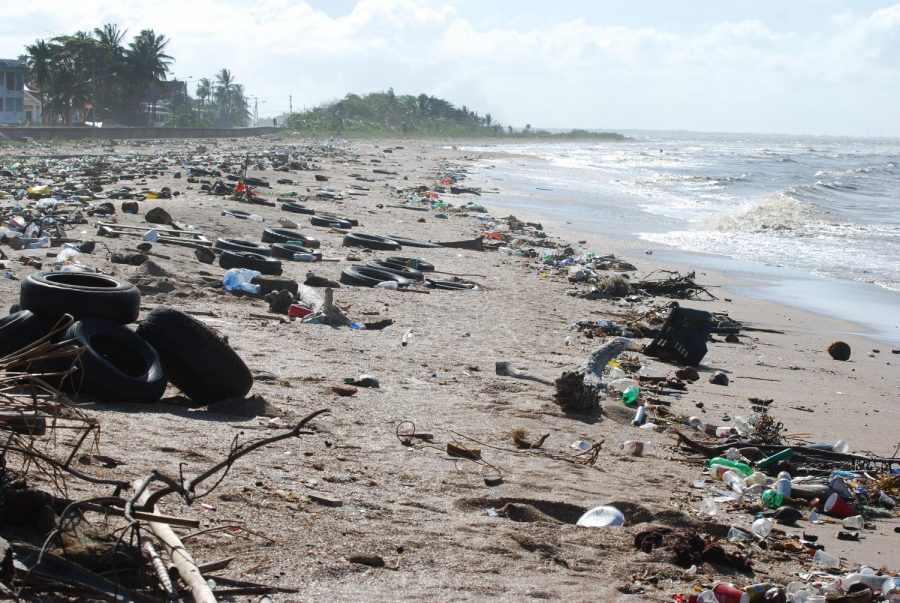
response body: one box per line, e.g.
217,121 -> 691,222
0,59 -> 26,125
24,84 -> 42,124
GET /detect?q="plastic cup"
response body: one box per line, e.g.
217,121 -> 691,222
620,440 -> 645,456
812,549 -> 840,569
712,582 -> 750,603
823,493 -> 856,519
842,515 -> 864,529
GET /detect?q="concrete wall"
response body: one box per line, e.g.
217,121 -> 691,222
0,126 -> 279,140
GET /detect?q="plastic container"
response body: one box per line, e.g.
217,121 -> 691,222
752,518 -> 773,538
374,280 -> 398,290
631,404 -> 647,426
756,448 -> 797,469
712,582 -> 750,603
608,378 -> 638,396
248,214 -> 264,222
293,253 -> 317,262
823,493 -> 856,518
841,515 -> 864,529
775,477 -> 792,497
222,268 -> 262,294
812,549 -> 840,569
576,505 -> 625,527
706,457 -> 753,477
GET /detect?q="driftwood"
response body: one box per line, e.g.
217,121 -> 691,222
633,270 -> 717,300
495,362 -> 554,386
553,337 -> 631,413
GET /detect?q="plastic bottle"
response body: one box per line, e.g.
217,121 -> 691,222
752,518 -> 773,538
222,268 -> 261,294
292,253 -> 317,262
746,472 -> 768,487
756,448 -> 797,469
631,404 -> 647,426
607,378 -> 638,396
761,489 -> 783,509
248,214 -> 264,222
715,426 -> 736,438
706,457 -> 753,477
775,477 -> 792,497
25,235 -> 51,249
723,470 -> 746,494
835,572 -> 891,591
374,280 -> 398,290
622,385 -> 640,405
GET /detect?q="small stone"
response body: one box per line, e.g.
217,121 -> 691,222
709,371 -> 729,386
145,206 -> 173,225
676,367 -> 700,382
828,341 -> 851,361
725,333 -> 740,343
348,555 -> 384,568
194,247 -> 216,264
354,374 -> 380,388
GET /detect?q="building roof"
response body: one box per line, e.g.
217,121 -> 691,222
0,59 -> 26,69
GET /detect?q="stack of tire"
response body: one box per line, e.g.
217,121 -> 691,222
213,228 -> 322,275
7,271 -> 253,404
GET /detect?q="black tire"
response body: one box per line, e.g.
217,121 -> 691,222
247,196 -> 276,207
425,279 -> 477,291
20,272 -> 141,325
252,275 -> 299,296
214,238 -> 271,255
136,308 -> 253,404
339,266 -> 411,288
385,235 -> 441,248
219,251 -> 283,276
261,228 -> 319,247
310,215 -> 354,229
62,318 -> 167,403
270,243 -> 322,260
281,202 -> 315,215
342,233 -> 401,251
385,257 -> 435,272
0,310 -> 51,358
367,260 -> 424,281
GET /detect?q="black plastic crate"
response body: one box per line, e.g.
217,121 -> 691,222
644,305 -> 712,366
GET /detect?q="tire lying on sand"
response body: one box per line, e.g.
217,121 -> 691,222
214,238 -> 271,255
339,266 -> 411,288
261,228 -> 320,248
20,271 -> 141,324
310,215 -> 354,229
0,310 -> 51,358
269,243 -> 322,260
342,233 -> 402,251
385,257 -> 436,272
218,250 -> 283,276
367,260 -> 424,281
62,318 -> 167,403
136,308 -> 253,404
384,235 -> 441,249
281,202 -> 315,215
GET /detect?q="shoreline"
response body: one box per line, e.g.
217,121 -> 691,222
1,136 -> 897,600
460,144 -> 900,348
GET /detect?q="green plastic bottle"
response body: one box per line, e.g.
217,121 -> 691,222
761,489 -> 783,509
705,457 -> 753,477
621,385 -> 640,405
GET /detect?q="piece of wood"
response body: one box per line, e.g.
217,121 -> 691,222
132,480 -> 216,603
446,442 -> 481,460
554,337 -> 631,414
80,502 -> 201,528
494,361 -> 554,386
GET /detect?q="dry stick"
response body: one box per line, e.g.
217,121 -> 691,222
132,480 -> 215,603
135,409 -> 330,512
141,539 -> 174,599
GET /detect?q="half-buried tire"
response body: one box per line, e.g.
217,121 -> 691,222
136,308 -> 253,404
261,229 -> 320,248
270,243 -> 322,260
384,235 -> 441,248
219,250 -> 283,275
343,233 -> 401,251
367,260 -> 424,281
339,266 -> 411,288
63,318 -> 167,403
214,238 -> 271,254
20,271 -> 141,324
310,215 -> 354,229
281,202 -> 315,215
385,257 -> 436,272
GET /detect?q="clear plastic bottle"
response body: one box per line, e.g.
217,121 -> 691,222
723,470 -> 746,494
752,517 -> 773,538
622,385 -> 640,405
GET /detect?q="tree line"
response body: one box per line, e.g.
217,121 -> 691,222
22,25 -> 250,127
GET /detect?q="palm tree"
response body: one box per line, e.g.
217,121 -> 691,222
92,24 -> 127,123
127,29 -> 172,125
196,78 -> 211,106
25,40 -> 53,122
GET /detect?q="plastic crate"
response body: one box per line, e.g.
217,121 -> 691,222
644,306 -> 712,366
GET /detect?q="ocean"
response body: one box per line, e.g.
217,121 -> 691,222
460,131 -> 900,345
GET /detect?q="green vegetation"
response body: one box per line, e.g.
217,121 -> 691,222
23,25 -> 249,127
283,89 -> 625,139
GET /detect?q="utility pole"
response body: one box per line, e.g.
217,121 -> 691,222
254,96 -> 258,125
289,95 -> 292,114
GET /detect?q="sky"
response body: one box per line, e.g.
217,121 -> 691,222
3,0 -> 900,137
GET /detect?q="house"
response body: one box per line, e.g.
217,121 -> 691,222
0,59 -> 26,125
24,84 -> 42,125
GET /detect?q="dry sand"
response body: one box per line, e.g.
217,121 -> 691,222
1,136 -> 898,601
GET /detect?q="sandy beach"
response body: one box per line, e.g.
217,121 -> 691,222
1,135 -> 897,601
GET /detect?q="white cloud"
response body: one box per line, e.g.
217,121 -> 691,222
3,0 -> 899,135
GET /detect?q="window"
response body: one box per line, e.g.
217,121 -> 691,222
15,73 -> 23,90
14,98 -> 23,112
5,73 -> 13,90
0,98 -> 4,111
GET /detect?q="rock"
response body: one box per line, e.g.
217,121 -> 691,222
353,374 -> 380,388
709,371 -> 729,386
145,206 -> 173,225
111,252 -> 148,266
675,367 -> 700,382
828,341 -> 851,361
78,241 -> 96,254
725,333 -> 740,343
194,247 -> 216,264
264,290 -> 294,314
347,555 -> 384,568
772,506 -> 803,525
